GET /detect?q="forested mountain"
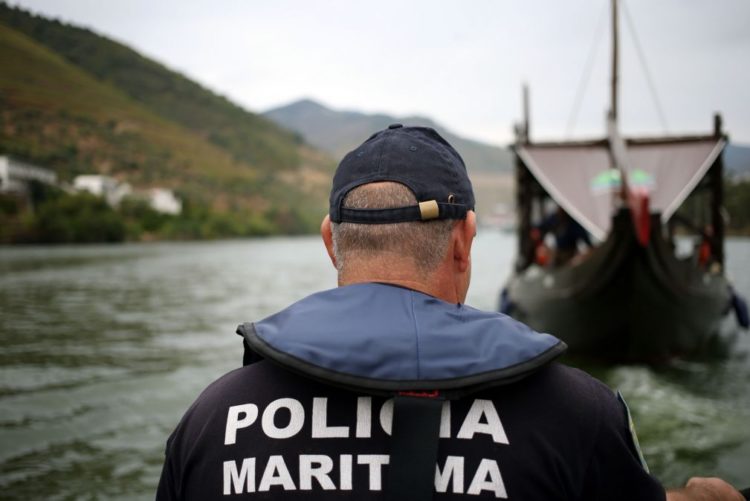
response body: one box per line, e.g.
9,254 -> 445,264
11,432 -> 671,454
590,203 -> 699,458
0,3 -> 335,239
265,98 -> 514,173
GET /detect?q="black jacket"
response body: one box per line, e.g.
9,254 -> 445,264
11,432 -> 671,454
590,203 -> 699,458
157,283 -> 664,500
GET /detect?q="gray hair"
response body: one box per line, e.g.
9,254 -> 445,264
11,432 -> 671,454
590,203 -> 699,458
331,182 -> 455,274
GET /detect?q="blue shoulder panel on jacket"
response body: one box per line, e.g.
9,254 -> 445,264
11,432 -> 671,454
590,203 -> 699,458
251,283 -> 562,382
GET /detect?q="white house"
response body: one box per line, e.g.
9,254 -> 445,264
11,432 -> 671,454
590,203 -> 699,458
148,188 -> 182,215
73,175 -> 180,214
0,156 -> 57,194
73,175 -> 131,206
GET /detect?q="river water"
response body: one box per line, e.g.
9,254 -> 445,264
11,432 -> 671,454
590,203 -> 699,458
0,232 -> 748,499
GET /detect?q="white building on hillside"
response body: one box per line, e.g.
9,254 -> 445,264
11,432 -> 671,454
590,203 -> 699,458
73,175 -> 180,214
148,188 -> 182,215
0,156 -> 57,194
73,175 -> 131,206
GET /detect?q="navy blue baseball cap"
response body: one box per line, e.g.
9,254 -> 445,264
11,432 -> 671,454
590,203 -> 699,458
329,124 -> 475,224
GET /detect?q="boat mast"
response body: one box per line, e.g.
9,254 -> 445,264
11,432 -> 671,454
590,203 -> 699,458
522,83 -> 530,142
610,0 -> 619,124
712,113 -> 725,266
606,0 -> 651,246
607,0 -> 628,176
514,84 -> 534,270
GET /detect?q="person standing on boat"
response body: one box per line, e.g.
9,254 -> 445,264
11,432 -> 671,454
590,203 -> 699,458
534,206 -> 592,266
157,125 -> 743,501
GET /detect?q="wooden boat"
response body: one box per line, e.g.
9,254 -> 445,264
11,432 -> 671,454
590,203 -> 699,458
501,0 -> 747,362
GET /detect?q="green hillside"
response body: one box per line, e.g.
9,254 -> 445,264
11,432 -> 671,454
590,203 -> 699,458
0,3 -> 335,241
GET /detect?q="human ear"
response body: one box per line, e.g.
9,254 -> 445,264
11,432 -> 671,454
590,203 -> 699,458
320,215 -> 337,269
453,211 -> 476,273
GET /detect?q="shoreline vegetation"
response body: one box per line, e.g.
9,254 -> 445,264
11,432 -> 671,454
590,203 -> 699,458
724,179 -> 750,236
0,184 -> 322,244
2,179 -> 749,244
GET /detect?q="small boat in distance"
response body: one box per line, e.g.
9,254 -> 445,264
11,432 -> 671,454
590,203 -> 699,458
501,0 -> 748,362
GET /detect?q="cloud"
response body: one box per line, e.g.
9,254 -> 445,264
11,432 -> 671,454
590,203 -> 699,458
13,0 -> 750,144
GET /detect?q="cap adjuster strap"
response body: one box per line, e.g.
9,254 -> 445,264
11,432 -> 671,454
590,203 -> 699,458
385,393 -> 444,501
437,203 -> 468,220
338,203 -> 467,224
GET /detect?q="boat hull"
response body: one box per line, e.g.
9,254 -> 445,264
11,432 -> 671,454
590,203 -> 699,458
504,212 -> 734,362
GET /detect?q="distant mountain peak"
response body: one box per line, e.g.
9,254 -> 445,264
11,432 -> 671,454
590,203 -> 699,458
264,99 -> 511,170
285,98 -> 327,110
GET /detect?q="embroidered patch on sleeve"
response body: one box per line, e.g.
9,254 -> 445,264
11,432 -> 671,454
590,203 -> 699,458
616,391 -> 650,473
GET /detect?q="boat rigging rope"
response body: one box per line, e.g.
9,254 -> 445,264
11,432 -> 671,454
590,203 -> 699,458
565,0 -> 670,138
565,2 -> 608,138
621,0 -> 670,133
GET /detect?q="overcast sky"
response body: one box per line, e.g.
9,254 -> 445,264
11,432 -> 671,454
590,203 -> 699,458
11,0 -> 750,146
